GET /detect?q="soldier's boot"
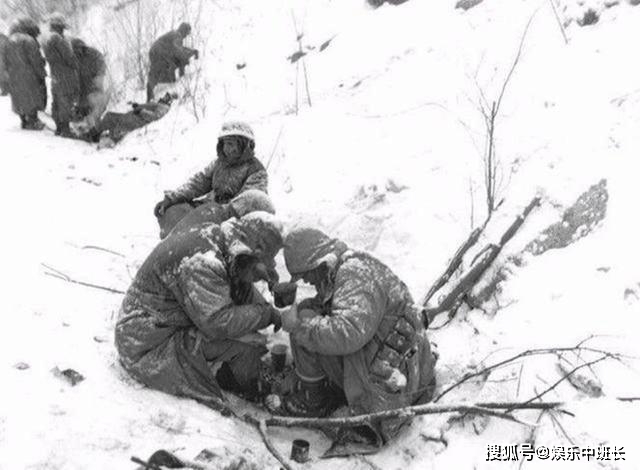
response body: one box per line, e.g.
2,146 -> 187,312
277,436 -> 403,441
282,376 -> 344,418
55,121 -> 74,138
19,115 -> 27,129
24,114 -> 45,130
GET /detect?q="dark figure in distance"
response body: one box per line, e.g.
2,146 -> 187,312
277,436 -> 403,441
42,13 -> 80,137
147,22 -> 198,102
4,17 -> 46,130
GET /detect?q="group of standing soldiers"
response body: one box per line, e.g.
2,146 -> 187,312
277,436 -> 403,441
115,120 -> 437,446
0,14 -> 197,140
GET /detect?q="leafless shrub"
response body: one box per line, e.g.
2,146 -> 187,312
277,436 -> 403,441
472,14 -> 535,216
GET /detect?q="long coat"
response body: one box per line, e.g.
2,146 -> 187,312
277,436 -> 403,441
42,32 -> 80,122
4,31 -> 46,115
0,34 -> 9,93
115,216 -> 281,403
148,30 -> 196,86
167,141 -> 268,205
76,43 -> 106,104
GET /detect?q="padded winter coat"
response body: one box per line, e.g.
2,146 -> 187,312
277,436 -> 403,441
42,32 -> 80,122
148,30 -> 196,85
284,229 -> 435,439
166,141 -> 268,205
76,43 -> 105,101
115,215 -> 282,403
4,30 -> 46,115
0,34 -> 9,93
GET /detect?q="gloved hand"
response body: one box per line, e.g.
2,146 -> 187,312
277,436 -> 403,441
281,304 -> 300,333
154,196 -> 173,218
193,49 -> 200,60
270,307 -> 282,333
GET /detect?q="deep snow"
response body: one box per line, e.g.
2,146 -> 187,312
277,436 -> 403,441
1,0 -> 640,468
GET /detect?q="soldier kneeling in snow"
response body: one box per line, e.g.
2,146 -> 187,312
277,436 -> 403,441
279,226 -> 436,444
115,212 -> 283,403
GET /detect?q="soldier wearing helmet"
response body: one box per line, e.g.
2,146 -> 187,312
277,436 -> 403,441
154,120 -> 270,237
147,22 -> 198,101
278,226 -> 436,444
42,12 -> 80,137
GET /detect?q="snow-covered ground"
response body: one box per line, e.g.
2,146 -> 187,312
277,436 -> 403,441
1,0 -> 640,468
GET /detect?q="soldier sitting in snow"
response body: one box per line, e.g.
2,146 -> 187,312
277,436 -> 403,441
154,121 -> 269,237
278,226 -> 436,445
115,212 -> 283,404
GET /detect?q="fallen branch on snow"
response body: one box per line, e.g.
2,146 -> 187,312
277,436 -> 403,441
434,336 -> 628,403
424,196 -> 540,326
262,401 -> 558,430
41,263 -> 125,295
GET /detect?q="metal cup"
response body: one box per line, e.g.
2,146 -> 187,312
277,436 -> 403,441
271,344 -> 287,372
290,439 -> 310,463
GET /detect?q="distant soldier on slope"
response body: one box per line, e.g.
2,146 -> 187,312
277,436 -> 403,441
147,22 -> 198,102
71,38 -> 107,131
4,17 -> 46,130
42,13 -> 80,137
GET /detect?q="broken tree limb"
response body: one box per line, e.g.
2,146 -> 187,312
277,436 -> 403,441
425,196 -> 540,325
258,419 -> 294,470
421,219 -> 488,307
41,263 -> 125,295
434,337 -> 624,402
263,401 -> 559,430
241,415 -> 294,470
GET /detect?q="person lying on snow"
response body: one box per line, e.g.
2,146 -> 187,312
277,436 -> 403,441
277,226 -> 437,445
75,92 -> 177,146
163,189 -> 275,239
154,121 -> 269,237
115,212 -> 284,403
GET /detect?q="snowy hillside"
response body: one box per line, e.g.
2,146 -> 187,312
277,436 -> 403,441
1,0 -> 640,469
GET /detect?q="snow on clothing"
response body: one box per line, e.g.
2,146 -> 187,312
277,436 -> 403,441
284,227 -> 435,441
147,30 -> 196,100
4,27 -> 46,116
160,189 -> 276,239
165,140 -> 268,206
115,214 -> 283,403
42,31 -> 80,124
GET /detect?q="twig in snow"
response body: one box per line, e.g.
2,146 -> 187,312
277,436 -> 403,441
434,336 -> 624,402
41,263 -> 125,295
81,245 -> 126,257
263,402 -> 554,430
266,125 -> 284,170
291,10 -> 312,107
516,355 -> 610,409
244,416 -> 293,470
548,0 -> 569,44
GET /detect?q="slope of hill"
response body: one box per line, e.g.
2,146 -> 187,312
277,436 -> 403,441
1,0 -> 639,468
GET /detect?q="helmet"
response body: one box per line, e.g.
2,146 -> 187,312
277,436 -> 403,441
219,120 -> 255,143
49,12 -> 69,29
177,22 -> 192,36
